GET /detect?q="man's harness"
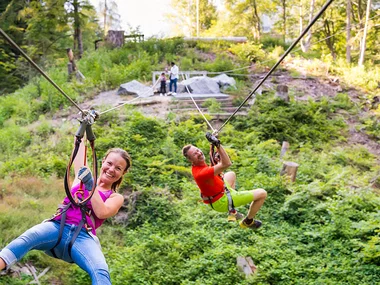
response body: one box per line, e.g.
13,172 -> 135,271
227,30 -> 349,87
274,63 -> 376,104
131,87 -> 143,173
200,144 -> 236,214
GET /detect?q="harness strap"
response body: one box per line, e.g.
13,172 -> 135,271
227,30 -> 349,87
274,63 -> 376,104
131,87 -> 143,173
50,203 -> 71,258
224,185 -> 235,214
68,205 -> 88,259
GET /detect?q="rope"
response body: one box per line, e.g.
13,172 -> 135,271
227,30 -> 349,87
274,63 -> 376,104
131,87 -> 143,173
217,0 -> 335,133
180,72 -> 216,132
99,96 -> 142,115
0,28 -> 84,114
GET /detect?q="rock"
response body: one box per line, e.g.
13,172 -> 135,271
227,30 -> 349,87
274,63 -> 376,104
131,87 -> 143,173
117,80 -> 153,97
211,73 -> 236,88
181,76 -> 220,94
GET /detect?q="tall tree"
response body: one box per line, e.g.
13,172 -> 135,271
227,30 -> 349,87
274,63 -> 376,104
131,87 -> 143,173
98,0 -> 121,36
65,0 -> 94,58
167,0 -> 217,36
358,0 -> 372,66
205,0 -> 275,39
346,0 -> 352,63
300,0 -> 315,52
0,0 -> 28,94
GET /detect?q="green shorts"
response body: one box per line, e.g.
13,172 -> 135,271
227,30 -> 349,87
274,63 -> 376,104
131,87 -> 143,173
210,183 -> 254,213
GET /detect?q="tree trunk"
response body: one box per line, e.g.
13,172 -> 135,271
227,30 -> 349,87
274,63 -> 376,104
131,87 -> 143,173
104,0 -> 107,36
251,0 -> 261,40
346,0 -> 352,63
282,0 -> 286,43
358,0 -> 372,66
323,19 -> 337,60
73,0 -> 83,58
300,0 -> 315,52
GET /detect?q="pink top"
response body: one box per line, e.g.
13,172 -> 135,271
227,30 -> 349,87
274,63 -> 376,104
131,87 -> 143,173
54,183 -> 113,235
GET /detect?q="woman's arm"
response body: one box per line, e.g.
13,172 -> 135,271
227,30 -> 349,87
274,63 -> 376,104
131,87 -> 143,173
91,191 -> 124,219
72,137 -> 87,186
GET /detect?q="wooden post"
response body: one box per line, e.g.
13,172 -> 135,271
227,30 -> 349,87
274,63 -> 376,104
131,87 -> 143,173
280,161 -> 299,182
280,141 -> 289,159
237,256 -> 257,277
276,84 -> 289,102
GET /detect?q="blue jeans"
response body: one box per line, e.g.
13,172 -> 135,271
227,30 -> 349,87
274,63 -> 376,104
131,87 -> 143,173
169,78 -> 177,93
0,221 -> 111,285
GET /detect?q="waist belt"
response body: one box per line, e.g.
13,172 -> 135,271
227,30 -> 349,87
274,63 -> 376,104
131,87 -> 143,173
201,185 -> 235,213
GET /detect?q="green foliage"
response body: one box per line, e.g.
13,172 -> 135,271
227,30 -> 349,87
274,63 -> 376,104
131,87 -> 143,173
200,54 -> 235,73
203,98 -> 222,113
233,94 -> 347,146
229,42 -> 266,63
360,115 -> 380,139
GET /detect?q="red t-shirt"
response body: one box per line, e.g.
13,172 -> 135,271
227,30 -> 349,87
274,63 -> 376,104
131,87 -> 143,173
192,164 -> 224,203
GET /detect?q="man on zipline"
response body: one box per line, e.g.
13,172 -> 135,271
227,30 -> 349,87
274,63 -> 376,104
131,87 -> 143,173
182,133 -> 267,229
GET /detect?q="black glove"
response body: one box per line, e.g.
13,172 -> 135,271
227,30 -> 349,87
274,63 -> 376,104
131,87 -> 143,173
206,132 -> 220,147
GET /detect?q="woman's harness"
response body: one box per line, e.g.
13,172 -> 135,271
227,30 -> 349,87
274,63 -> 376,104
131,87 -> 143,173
49,110 -> 99,259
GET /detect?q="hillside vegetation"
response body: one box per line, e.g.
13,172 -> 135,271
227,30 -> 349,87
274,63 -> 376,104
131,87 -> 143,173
0,38 -> 379,284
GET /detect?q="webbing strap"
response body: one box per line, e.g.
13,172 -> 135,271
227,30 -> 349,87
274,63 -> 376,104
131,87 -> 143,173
64,137 -> 98,207
224,186 -> 235,213
50,203 -> 71,258
68,207 -> 87,259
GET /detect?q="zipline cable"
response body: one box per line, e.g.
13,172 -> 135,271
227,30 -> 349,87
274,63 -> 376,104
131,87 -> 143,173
99,96 -> 141,115
0,28 -> 84,114
180,72 -> 216,132
217,0 -> 335,133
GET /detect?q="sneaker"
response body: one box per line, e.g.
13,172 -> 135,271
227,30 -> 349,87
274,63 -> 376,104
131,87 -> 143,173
227,211 -> 245,222
160,93 -> 163,96
172,92 -> 177,95
239,219 -> 262,229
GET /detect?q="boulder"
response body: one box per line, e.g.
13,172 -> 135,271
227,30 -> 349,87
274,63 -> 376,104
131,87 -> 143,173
211,73 -> 236,88
118,80 -> 153,97
181,76 -> 220,94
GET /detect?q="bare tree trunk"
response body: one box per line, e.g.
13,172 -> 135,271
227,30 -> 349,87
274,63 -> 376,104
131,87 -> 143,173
323,18 -> 337,60
104,0 -> 107,36
358,0 -> 372,66
300,0 -> 315,52
346,0 -> 352,63
73,0 -> 83,58
282,0 -> 286,43
251,0 -> 261,40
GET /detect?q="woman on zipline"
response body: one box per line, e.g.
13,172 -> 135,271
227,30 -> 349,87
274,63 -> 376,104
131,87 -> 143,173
0,137 -> 131,285
182,133 -> 267,229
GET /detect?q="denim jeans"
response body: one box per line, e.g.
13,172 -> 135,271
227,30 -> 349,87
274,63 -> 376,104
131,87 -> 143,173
169,78 -> 177,93
0,221 -> 111,285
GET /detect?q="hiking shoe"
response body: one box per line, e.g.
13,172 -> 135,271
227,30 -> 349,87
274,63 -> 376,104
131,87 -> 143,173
227,211 -> 245,222
239,219 -> 262,229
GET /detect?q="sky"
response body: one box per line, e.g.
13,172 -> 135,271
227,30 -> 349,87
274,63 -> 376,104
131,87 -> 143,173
89,0 -> 174,38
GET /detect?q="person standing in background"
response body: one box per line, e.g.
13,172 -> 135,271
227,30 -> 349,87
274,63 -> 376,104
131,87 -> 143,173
159,72 -> 167,96
169,62 -> 179,95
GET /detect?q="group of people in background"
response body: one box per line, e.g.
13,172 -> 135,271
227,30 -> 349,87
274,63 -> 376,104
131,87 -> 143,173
159,61 -> 179,96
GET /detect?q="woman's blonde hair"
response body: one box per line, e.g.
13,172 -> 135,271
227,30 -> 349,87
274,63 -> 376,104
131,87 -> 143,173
104,148 -> 131,191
